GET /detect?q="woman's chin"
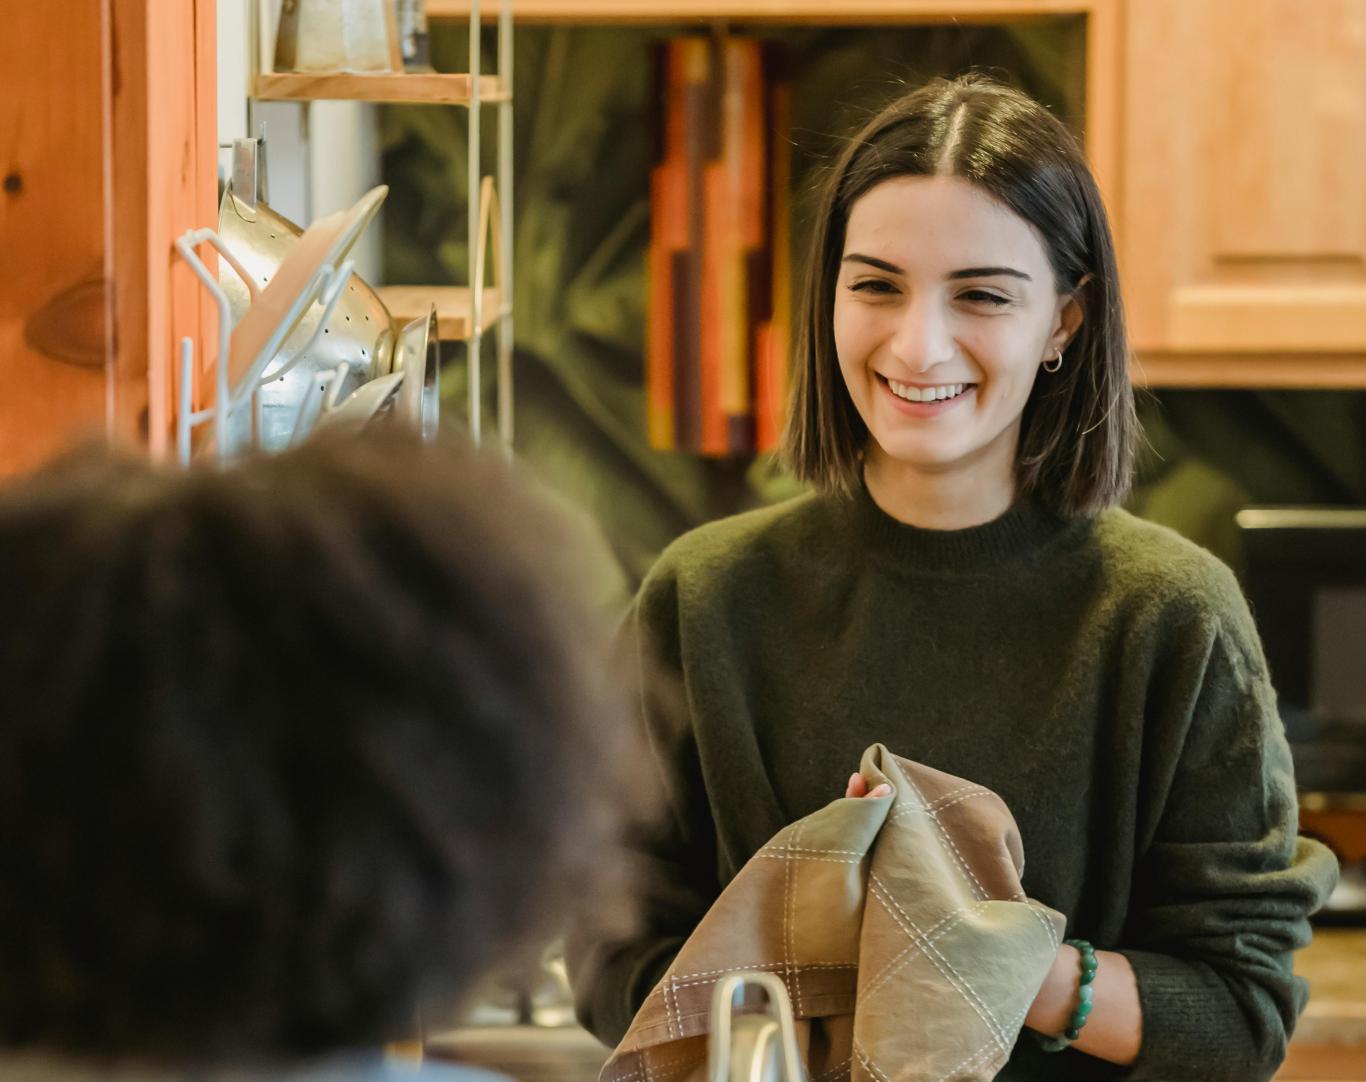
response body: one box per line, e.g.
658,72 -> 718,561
866,437 -> 973,475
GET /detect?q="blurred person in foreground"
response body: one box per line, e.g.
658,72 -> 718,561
0,428 -> 640,1080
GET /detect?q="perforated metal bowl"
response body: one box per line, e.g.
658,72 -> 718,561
217,185 -> 403,450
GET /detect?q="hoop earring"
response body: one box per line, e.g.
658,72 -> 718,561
1042,348 -> 1064,374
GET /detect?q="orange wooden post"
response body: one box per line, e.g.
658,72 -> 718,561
110,0 -> 218,459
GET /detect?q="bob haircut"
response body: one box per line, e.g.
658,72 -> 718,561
781,74 -> 1137,517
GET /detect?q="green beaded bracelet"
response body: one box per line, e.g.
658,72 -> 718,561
1034,939 -> 1097,1053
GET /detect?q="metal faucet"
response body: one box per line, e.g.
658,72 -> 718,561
708,973 -> 805,1082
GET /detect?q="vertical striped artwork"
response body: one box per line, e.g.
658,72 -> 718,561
648,36 -> 791,456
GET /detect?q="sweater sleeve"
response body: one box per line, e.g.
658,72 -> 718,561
1119,573 -> 1339,1081
563,559 -> 723,1047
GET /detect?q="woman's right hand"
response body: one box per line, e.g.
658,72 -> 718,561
846,772 -> 892,799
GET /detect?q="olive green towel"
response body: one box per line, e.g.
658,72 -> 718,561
601,744 -> 1066,1082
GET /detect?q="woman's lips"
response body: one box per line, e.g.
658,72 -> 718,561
877,374 -> 977,417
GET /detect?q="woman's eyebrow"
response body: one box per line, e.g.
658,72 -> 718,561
842,253 -> 903,274
841,256 -> 1032,282
947,266 -> 1032,281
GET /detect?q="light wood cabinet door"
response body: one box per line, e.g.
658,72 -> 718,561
0,1 -> 215,477
1121,0 -> 1366,384
0,4 -> 112,475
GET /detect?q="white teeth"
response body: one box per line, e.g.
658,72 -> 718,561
887,380 -> 967,403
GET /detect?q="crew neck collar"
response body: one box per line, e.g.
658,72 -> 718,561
847,477 -> 1083,574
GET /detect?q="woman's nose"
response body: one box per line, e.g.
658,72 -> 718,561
888,297 -> 956,373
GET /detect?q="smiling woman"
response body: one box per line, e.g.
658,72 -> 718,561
568,76 -> 1338,1082
833,174 -> 1085,529
784,76 -> 1132,527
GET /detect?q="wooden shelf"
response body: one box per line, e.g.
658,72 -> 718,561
378,286 -> 503,341
253,71 -> 508,104
1133,352 -> 1366,389
427,0 -> 1100,22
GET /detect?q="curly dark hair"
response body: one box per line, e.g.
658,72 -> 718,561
0,429 -> 639,1061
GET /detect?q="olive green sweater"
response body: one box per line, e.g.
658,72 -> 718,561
567,486 -> 1339,1081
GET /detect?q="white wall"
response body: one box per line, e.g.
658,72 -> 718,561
307,101 -> 384,283
215,0 -> 385,283
217,0 -> 251,144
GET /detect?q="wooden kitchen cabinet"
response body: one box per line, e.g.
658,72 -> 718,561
1121,0 -> 1366,385
1,6 -> 112,475
0,1 -> 217,477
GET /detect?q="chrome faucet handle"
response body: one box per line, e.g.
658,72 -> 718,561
708,972 -> 804,1082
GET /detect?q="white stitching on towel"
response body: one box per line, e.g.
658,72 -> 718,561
1023,898 -> 1061,951
871,877 -> 1010,1053
1007,888 -> 1061,950
867,882 -> 1006,1056
858,899 -> 991,1003
648,1053 -> 706,1082
754,852 -> 865,866
854,1042 -> 894,1082
889,789 -> 993,823
651,960 -> 857,994
813,1056 -> 853,1082
888,758 -> 988,901
761,844 -> 868,857
887,783 -> 992,821
665,974 -> 678,1041
925,782 -> 991,808
609,1050 -> 708,1082
931,1000 -> 1030,1082
868,878 -> 1009,1055
927,805 -> 990,898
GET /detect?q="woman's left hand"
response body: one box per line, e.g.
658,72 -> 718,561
845,770 -> 1138,1063
1025,944 -> 1141,1066
845,773 -> 892,799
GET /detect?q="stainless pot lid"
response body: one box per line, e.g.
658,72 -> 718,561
395,305 -> 440,439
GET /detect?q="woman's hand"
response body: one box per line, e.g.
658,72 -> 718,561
844,769 -> 1141,1065
1026,944 -> 1141,1066
845,773 -> 892,799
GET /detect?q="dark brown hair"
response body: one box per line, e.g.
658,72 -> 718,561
781,74 -> 1137,517
0,429 -> 642,1062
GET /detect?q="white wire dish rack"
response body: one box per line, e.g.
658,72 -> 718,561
173,182 -> 440,464
241,0 -> 516,454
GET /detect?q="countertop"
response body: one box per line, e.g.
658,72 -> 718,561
1295,928 -> 1366,1045
426,1026 -> 607,1082
426,928 -> 1366,1080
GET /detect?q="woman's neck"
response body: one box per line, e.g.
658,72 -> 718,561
863,447 -> 1017,531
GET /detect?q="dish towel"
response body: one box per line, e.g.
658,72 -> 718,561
601,743 -> 1066,1082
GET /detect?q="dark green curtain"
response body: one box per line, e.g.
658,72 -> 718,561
380,21 -> 1365,598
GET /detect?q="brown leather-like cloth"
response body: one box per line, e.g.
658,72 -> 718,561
601,744 -> 1066,1082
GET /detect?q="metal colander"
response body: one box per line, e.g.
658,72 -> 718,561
216,185 -> 438,449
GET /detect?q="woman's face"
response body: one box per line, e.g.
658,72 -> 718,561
833,174 -> 1082,488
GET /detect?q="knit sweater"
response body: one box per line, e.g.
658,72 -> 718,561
566,484 -> 1340,1081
